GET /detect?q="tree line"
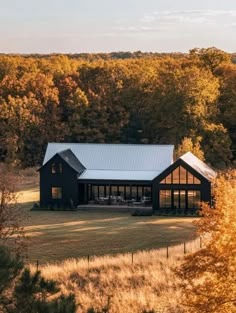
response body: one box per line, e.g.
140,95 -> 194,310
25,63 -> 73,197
0,47 -> 235,168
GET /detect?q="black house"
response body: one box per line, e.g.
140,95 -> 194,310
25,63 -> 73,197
39,143 -> 216,214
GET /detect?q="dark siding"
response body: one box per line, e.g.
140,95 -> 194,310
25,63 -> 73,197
39,154 -> 78,208
152,159 -> 212,211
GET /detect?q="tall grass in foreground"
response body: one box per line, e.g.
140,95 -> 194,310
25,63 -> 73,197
30,238 -> 201,313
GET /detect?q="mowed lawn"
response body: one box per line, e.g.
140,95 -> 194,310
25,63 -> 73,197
18,170 -> 197,263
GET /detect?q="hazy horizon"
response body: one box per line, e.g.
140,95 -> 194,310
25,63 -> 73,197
1,0 -> 236,53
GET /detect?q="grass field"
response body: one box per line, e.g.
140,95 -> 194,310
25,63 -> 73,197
18,170 -> 197,264
31,243 -> 200,313
14,170 -> 200,312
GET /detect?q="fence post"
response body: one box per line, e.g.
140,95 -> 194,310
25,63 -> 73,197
166,246 -> 169,259
200,237 -> 202,249
131,253 -> 134,265
87,255 -> 90,267
184,242 -> 186,254
36,259 -> 39,271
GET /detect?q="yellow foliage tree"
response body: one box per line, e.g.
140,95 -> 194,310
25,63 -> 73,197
177,171 -> 236,313
176,137 -> 205,161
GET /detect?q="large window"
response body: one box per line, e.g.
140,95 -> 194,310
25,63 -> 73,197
160,166 -> 201,185
87,184 -> 152,204
160,190 -> 172,208
173,190 -> 186,209
51,187 -> 62,199
187,190 -> 201,209
160,189 -> 201,210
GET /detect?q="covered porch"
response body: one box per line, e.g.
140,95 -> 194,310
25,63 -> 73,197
78,182 -> 152,207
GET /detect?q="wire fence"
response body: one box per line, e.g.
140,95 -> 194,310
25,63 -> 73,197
34,236 -> 204,270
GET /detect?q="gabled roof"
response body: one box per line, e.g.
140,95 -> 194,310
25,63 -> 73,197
57,149 -> 85,174
180,152 -> 216,181
39,149 -> 86,174
43,143 -> 174,181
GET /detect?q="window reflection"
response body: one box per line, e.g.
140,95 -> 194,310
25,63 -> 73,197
187,172 -> 194,184
172,168 -> 179,184
160,190 -> 172,208
160,189 -> 200,210
187,190 -> 201,209
160,166 -> 201,185
194,177 -> 201,184
179,166 -> 187,184
51,187 -> 62,199
88,184 -> 152,204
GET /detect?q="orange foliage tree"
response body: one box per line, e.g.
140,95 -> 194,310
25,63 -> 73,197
177,171 -> 236,313
0,164 -> 25,253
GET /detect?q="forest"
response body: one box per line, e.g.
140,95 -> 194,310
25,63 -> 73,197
0,47 -> 235,168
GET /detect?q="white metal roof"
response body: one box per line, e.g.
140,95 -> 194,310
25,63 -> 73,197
43,143 -> 174,181
180,152 -> 216,180
79,170 -> 161,181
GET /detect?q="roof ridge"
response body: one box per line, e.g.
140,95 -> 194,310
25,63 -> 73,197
48,142 -> 174,147
84,169 -> 162,171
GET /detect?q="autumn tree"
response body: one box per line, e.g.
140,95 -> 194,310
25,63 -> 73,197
0,52 -> 235,167
177,171 -> 236,313
176,137 -> 205,160
0,163 -> 25,251
215,63 -> 236,162
190,47 -> 231,72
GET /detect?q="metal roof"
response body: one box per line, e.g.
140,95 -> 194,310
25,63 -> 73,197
57,149 -> 85,174
78,170 -> 161,181
43,143 -> 174,181
180,152 -> 216,180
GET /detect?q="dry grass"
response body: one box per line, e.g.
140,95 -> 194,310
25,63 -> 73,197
17,169 -> 199,312
17,170 -> 197,265
17,167 -> 39,204
30,239 -> 201,313
23,212 -> 197,263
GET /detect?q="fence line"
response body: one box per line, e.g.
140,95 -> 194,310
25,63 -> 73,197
35,236 -> 203,270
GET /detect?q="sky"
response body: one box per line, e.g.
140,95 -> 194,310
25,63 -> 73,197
1,0 -> 236,53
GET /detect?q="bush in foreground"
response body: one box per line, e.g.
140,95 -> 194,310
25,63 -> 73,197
0,246 -> 76,313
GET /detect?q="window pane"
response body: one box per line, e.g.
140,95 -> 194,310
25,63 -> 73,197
118,186 -> 124,198
92,185 -> 98,200
112,185 -> 117,195
88,184 -> 91,200
98,186 -> 105,198
137,186 -> 142,201
172,167 -> 179,184
194,191 -> 201,209
160,190 -> 172,208
160,178 -> 166,184
52,163 -> 56,174
131,186 -> 137,200
194,177 -> 201,184
166,174 -> 172,184
180,190 -> 186,208
173,190 -> 179,208
179,166 -> 187,184
52,187 -> 62,199
126,186 -> 131,200
144,187 -> 151,197
187,172 -> 194,184
165,190 -> 171,208
188,190 -> 194,208
160,190 -> 166,208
